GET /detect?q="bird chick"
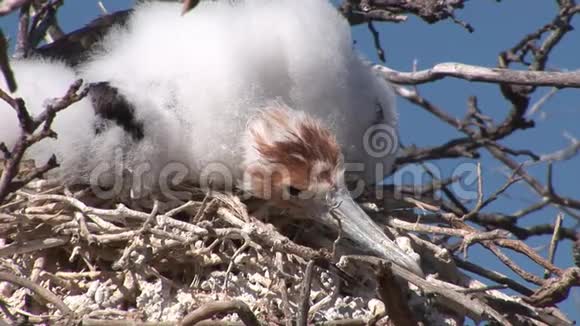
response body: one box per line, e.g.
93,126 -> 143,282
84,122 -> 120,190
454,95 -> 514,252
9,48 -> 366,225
241,104 -> 423,276
0,0 -> 422,276
242,105 -> 342,204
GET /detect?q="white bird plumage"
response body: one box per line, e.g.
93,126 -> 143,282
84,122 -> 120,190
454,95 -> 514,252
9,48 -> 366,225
0,0 -> 422,275
2,0 -> 397,188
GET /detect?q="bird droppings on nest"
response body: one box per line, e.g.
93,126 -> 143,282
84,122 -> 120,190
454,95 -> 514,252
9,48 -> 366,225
135,279 -> 193,321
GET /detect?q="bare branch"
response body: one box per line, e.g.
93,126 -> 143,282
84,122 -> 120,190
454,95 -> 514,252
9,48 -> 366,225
375,63 -> 580,88
339,0 -> 467,26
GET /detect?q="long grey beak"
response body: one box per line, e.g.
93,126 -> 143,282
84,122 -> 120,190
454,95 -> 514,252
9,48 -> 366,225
326,189 -> 424,277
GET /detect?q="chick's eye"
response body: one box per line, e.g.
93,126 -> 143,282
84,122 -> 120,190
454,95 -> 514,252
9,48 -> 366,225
286,186 -> 302,197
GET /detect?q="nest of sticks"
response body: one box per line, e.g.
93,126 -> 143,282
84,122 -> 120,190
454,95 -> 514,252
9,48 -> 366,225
0,159 -> 575,326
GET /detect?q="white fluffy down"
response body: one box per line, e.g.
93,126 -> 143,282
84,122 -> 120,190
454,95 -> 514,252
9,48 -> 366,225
0,0 -> 397,192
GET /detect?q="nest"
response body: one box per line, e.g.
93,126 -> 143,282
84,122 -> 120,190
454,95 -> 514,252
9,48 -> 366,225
0,160 -> 396,325
0,160 -> 575,325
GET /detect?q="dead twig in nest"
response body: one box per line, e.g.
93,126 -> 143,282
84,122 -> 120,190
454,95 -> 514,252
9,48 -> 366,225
179,300 -> 260,326
0,271 -> 72,316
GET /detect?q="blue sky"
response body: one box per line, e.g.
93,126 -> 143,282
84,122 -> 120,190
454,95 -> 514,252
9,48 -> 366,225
1,0 -> 579,322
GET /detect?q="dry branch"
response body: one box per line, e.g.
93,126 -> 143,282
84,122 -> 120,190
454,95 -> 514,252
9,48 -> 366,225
376,63 -> 580,88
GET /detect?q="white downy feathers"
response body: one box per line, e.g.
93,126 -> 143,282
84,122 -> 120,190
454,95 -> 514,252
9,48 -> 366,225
0,0 -> 398,193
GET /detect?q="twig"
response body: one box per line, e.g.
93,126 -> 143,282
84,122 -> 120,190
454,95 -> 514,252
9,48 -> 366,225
97,1 -> 108,15
298,260 -> 316,326
524,267 -> 580,307
478,166 -> 523,210
459,229 -> 510,259
454,258 -> 533,295
278,278 -> 293,326
0,30 -> 17,92
544,213 -> 563,278
389,218 -> 469,238
367,21 -> 385,62
0,236 -> 70,257
27,0 -> 62,47
485,244 -> 544,285
165,200 -> 196,218
526,87 -> 559,118
0,298 -> 17,323
461,162 -> 483,220
14,2 -> 30,58
487,144 -> 580,211
330,211 -> 344,261
193,190 -> 213,223
223,236 -> 251,294
179,300 -> 260,326
0,271 -> 72,316
139,199 -> 159,233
